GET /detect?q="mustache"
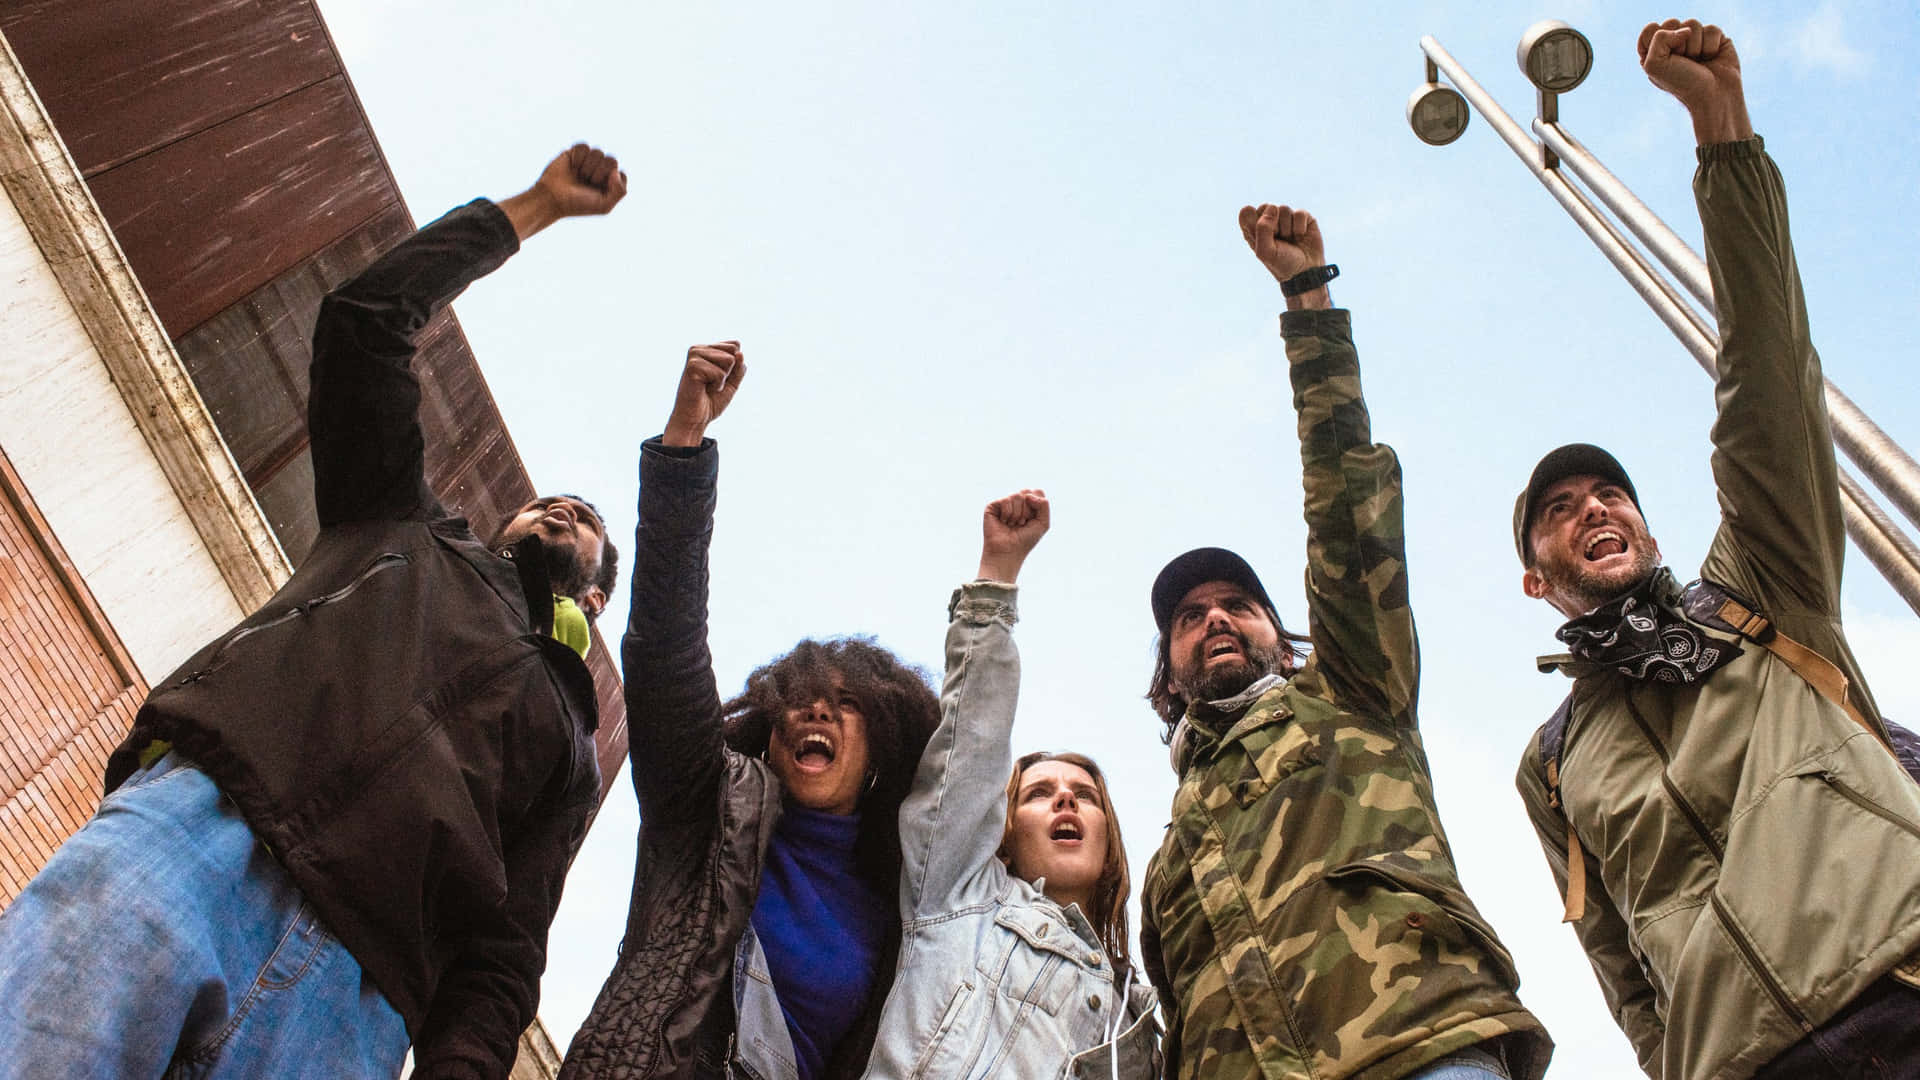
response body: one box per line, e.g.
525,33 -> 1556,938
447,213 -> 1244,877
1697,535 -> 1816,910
1188,629 -> 1251,667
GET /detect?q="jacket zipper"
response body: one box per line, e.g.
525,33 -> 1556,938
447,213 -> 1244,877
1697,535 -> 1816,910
1821,771 -> 1920,843
1622,692 -> 1725,861
175,553 -> 409,687
1709,892 -> 1813,1033
1624,690 -> 1810,1033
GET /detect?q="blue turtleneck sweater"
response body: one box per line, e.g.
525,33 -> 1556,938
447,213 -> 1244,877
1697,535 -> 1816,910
748,804 -> 890,1079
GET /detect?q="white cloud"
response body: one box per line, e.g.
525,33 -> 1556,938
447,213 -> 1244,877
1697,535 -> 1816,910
1789,2 -> 1870,79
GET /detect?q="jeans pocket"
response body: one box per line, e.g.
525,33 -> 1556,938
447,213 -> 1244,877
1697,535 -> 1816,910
179,903 -> 332,1063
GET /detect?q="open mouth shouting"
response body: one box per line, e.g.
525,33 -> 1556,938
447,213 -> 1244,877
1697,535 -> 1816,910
1048,813 -> 1086,848
791,730 -> 837,775
1201,633 -> 1247,666
1583,528 -> 1628,563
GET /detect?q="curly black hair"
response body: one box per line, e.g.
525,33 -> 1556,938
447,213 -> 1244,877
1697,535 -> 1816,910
722,636 -> 940,887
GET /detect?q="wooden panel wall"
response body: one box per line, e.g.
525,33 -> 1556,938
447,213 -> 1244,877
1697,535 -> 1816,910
0,448 -> 146,904
2,0 -> 628,801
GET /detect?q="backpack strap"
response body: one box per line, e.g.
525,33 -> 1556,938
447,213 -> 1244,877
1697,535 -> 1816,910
1681,581 -> 1888,752
1537,692 -> 1586,923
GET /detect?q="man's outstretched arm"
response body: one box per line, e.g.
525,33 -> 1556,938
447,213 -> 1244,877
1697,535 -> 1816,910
308,144 -> 626,527
1240,204 -> 1417,725
1640,21 -> 1845,620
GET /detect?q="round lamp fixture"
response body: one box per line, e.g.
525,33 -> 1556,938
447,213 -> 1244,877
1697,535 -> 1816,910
1407,83 -> 1470,146
1518,20 -> 1593,94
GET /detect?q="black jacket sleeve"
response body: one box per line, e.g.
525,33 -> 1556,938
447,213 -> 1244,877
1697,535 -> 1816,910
308,199 -> 520,527
623,437 -> 730,821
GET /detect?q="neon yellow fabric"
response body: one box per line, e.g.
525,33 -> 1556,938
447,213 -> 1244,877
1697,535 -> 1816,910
552,595 -> 591,659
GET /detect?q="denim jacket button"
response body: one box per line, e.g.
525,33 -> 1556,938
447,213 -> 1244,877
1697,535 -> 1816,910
1087,952 -> 1102,966
1088,994 -> 1102,1010
1037,924 -> 1050,938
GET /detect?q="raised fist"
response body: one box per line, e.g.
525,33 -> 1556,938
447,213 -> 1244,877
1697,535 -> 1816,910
1637,19 -> 1750,142
537,143 -> 628,219
1238,204 -> 1325,289
662,341 -> 746,447
978,489 -> 1050,584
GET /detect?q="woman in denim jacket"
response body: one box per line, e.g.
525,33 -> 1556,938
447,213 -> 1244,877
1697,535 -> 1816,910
863,491 -> 1160,1080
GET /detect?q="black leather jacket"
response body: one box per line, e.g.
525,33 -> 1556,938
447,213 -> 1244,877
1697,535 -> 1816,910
105,200 -> 600,1080
560,440 -> 892,1080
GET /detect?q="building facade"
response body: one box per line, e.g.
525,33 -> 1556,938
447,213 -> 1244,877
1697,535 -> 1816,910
0,4 -> 626,1073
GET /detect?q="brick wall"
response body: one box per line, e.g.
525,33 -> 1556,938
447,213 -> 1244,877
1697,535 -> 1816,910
0,447 -> 145,904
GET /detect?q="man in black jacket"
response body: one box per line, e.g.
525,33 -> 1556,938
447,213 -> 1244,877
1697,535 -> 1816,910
0,145 -> 624,1080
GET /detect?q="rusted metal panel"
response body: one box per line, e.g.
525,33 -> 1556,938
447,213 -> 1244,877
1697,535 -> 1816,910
0,0 -> 339,177
587,638 -> 626,805
83,76 -> 391,337
172,203 -> 413,488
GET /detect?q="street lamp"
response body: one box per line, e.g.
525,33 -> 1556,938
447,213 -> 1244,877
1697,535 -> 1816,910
1406,20 -> 1920,614
1517,20 -> 1592,94
1406,61 -> 1470,146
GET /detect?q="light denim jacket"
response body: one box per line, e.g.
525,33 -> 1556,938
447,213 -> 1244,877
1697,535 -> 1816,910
862,582 -> 1160,1080
730,925 -> 803,1080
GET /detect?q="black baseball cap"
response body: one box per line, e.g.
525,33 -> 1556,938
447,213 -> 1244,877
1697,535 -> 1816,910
1513,443 -> 1640,565
1151,547 -> 1277,634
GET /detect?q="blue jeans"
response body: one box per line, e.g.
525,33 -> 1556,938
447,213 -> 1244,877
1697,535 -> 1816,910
1407,1043 -> 1511,1079
1407,1065 -> 1506,1080
1753,974 -> 1920,1079
0,753 -> 408,1078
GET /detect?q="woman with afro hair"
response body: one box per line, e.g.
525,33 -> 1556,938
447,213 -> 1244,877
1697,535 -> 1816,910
561,342 -> 940,1080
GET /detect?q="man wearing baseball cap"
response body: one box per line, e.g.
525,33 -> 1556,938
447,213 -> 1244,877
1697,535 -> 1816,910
1135,199 -> 1550,1080
1512,20 -> 1920,1080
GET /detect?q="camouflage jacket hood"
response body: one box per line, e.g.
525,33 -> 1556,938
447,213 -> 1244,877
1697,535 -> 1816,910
1139,309 -> 1551,1080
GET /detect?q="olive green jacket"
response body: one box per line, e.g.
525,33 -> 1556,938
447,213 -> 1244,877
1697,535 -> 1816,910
1515,139 -> 1920,1080
1142,309 -> 1552,1080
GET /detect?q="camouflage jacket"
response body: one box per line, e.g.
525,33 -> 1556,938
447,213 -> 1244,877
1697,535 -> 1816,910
1140,309 -> 1551,1080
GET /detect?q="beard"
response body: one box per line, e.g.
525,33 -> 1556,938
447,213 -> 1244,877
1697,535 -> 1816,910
1535,525 -> 1661,614
1181,630 -> 1288,704
496,520 -> 593,601
540,539 -> 592,601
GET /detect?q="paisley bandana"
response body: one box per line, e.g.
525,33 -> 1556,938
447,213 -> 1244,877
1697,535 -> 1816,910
1556,568 -> 1743,684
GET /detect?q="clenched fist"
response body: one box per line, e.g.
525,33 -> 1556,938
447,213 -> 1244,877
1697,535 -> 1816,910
499,142 -> 629,241
1637,19 -> 1752,144
1239,204 -> 1330,309
978,489 -> 1050,584
663,341 -> 747,448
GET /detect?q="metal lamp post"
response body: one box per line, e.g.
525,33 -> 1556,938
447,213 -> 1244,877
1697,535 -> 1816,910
1411,21 -> 1920,615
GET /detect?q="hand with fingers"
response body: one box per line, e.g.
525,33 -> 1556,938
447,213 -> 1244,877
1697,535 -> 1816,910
499,142 -> 629,241
1637,18 -> 1752,144
1238,204 -> 1331,310
540,143 -> 629,218
663,342 -> 747,447
977,489 -> 1050,584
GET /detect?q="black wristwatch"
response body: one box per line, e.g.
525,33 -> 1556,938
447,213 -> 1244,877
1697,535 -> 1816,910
1280,264 -> 1339,297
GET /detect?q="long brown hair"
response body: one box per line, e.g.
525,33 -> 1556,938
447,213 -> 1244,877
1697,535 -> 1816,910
995,751 -> 1132,969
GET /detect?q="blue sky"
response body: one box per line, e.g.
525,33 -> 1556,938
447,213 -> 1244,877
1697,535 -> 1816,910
318,3 -> 1919,1074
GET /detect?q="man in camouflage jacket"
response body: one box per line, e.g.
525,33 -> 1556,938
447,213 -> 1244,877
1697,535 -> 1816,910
1137,205 -> 1551,1080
